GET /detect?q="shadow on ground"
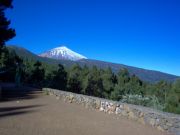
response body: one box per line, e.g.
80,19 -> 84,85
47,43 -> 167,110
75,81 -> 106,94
0,83 -> 42,102
0,105 -> 44,118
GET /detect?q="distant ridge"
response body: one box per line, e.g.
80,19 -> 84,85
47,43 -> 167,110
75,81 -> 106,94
7,45 -> 179,83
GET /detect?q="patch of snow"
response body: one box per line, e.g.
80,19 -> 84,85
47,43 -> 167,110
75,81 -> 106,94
39,46 -> 87,61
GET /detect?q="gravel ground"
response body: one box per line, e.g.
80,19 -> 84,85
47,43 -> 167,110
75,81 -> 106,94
0,91 -> 168,135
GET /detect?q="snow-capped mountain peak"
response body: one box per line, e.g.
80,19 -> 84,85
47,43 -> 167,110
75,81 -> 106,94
39,46 -> 87,61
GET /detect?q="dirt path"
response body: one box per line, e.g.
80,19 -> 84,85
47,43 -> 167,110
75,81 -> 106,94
0,91 -> 167,135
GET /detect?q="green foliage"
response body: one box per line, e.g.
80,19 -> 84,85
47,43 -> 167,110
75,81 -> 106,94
173,80 -> 180,98
14,56 -> 23,87
50,64 -> 67,90
0,47 -> 21,82
127,75 -> 143,95
154,80 -> 170,104
110,84 -> 124,101
110,68 -> 130,100
7,45 -> 179,83
81,65 -> 90,94
84,66 -> 104,97
67,64 -> 82,93
31,61 -> 45,85
0,47 -> 9,68
165,79 -> 180,114
101,67 -> 115,98
1,47 -> 180,114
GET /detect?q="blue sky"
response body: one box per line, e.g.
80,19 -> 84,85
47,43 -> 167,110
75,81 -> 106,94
6,0 -> 180,76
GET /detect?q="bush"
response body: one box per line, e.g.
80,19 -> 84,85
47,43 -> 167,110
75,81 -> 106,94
120,94 -> 165,111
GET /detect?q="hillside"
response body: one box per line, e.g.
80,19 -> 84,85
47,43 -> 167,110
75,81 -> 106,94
7,45 -> 179,83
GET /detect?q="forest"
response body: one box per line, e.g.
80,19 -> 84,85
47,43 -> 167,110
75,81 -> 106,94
0,48 -> 180,114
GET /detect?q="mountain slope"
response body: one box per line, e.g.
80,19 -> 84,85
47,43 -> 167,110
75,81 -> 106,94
39,46 -> 87,61
7,45 -> 76,67
8,45 -> 179,83
78,59 -> 179,83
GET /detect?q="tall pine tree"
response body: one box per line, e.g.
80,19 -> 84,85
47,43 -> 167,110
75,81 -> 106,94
0,0 -> 15,49
67,64 -> 82,93
0,0 -> 16,82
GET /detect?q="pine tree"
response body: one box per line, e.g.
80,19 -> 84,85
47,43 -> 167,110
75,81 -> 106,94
127,74 -> 143,95
101,67 -> 115,98
155,80 -> 170,104
0,0 -> 17,83
51,64 -> 67,90
67,64 -> 82,93
0,0 -> 15,50
14,55 -> 23,87
165,79 -> 180,114
31,61 -> 45,85
22,59 -> 34,83
81,65 -> 90,94
84,66 -> 104,97
0,47 -> 9,68
0,49 -> 19,82
118,68 -> 130,84
110,68 -> 130,100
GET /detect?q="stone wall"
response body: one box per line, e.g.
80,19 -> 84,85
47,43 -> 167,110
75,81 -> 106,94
42,88 -> 180,135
